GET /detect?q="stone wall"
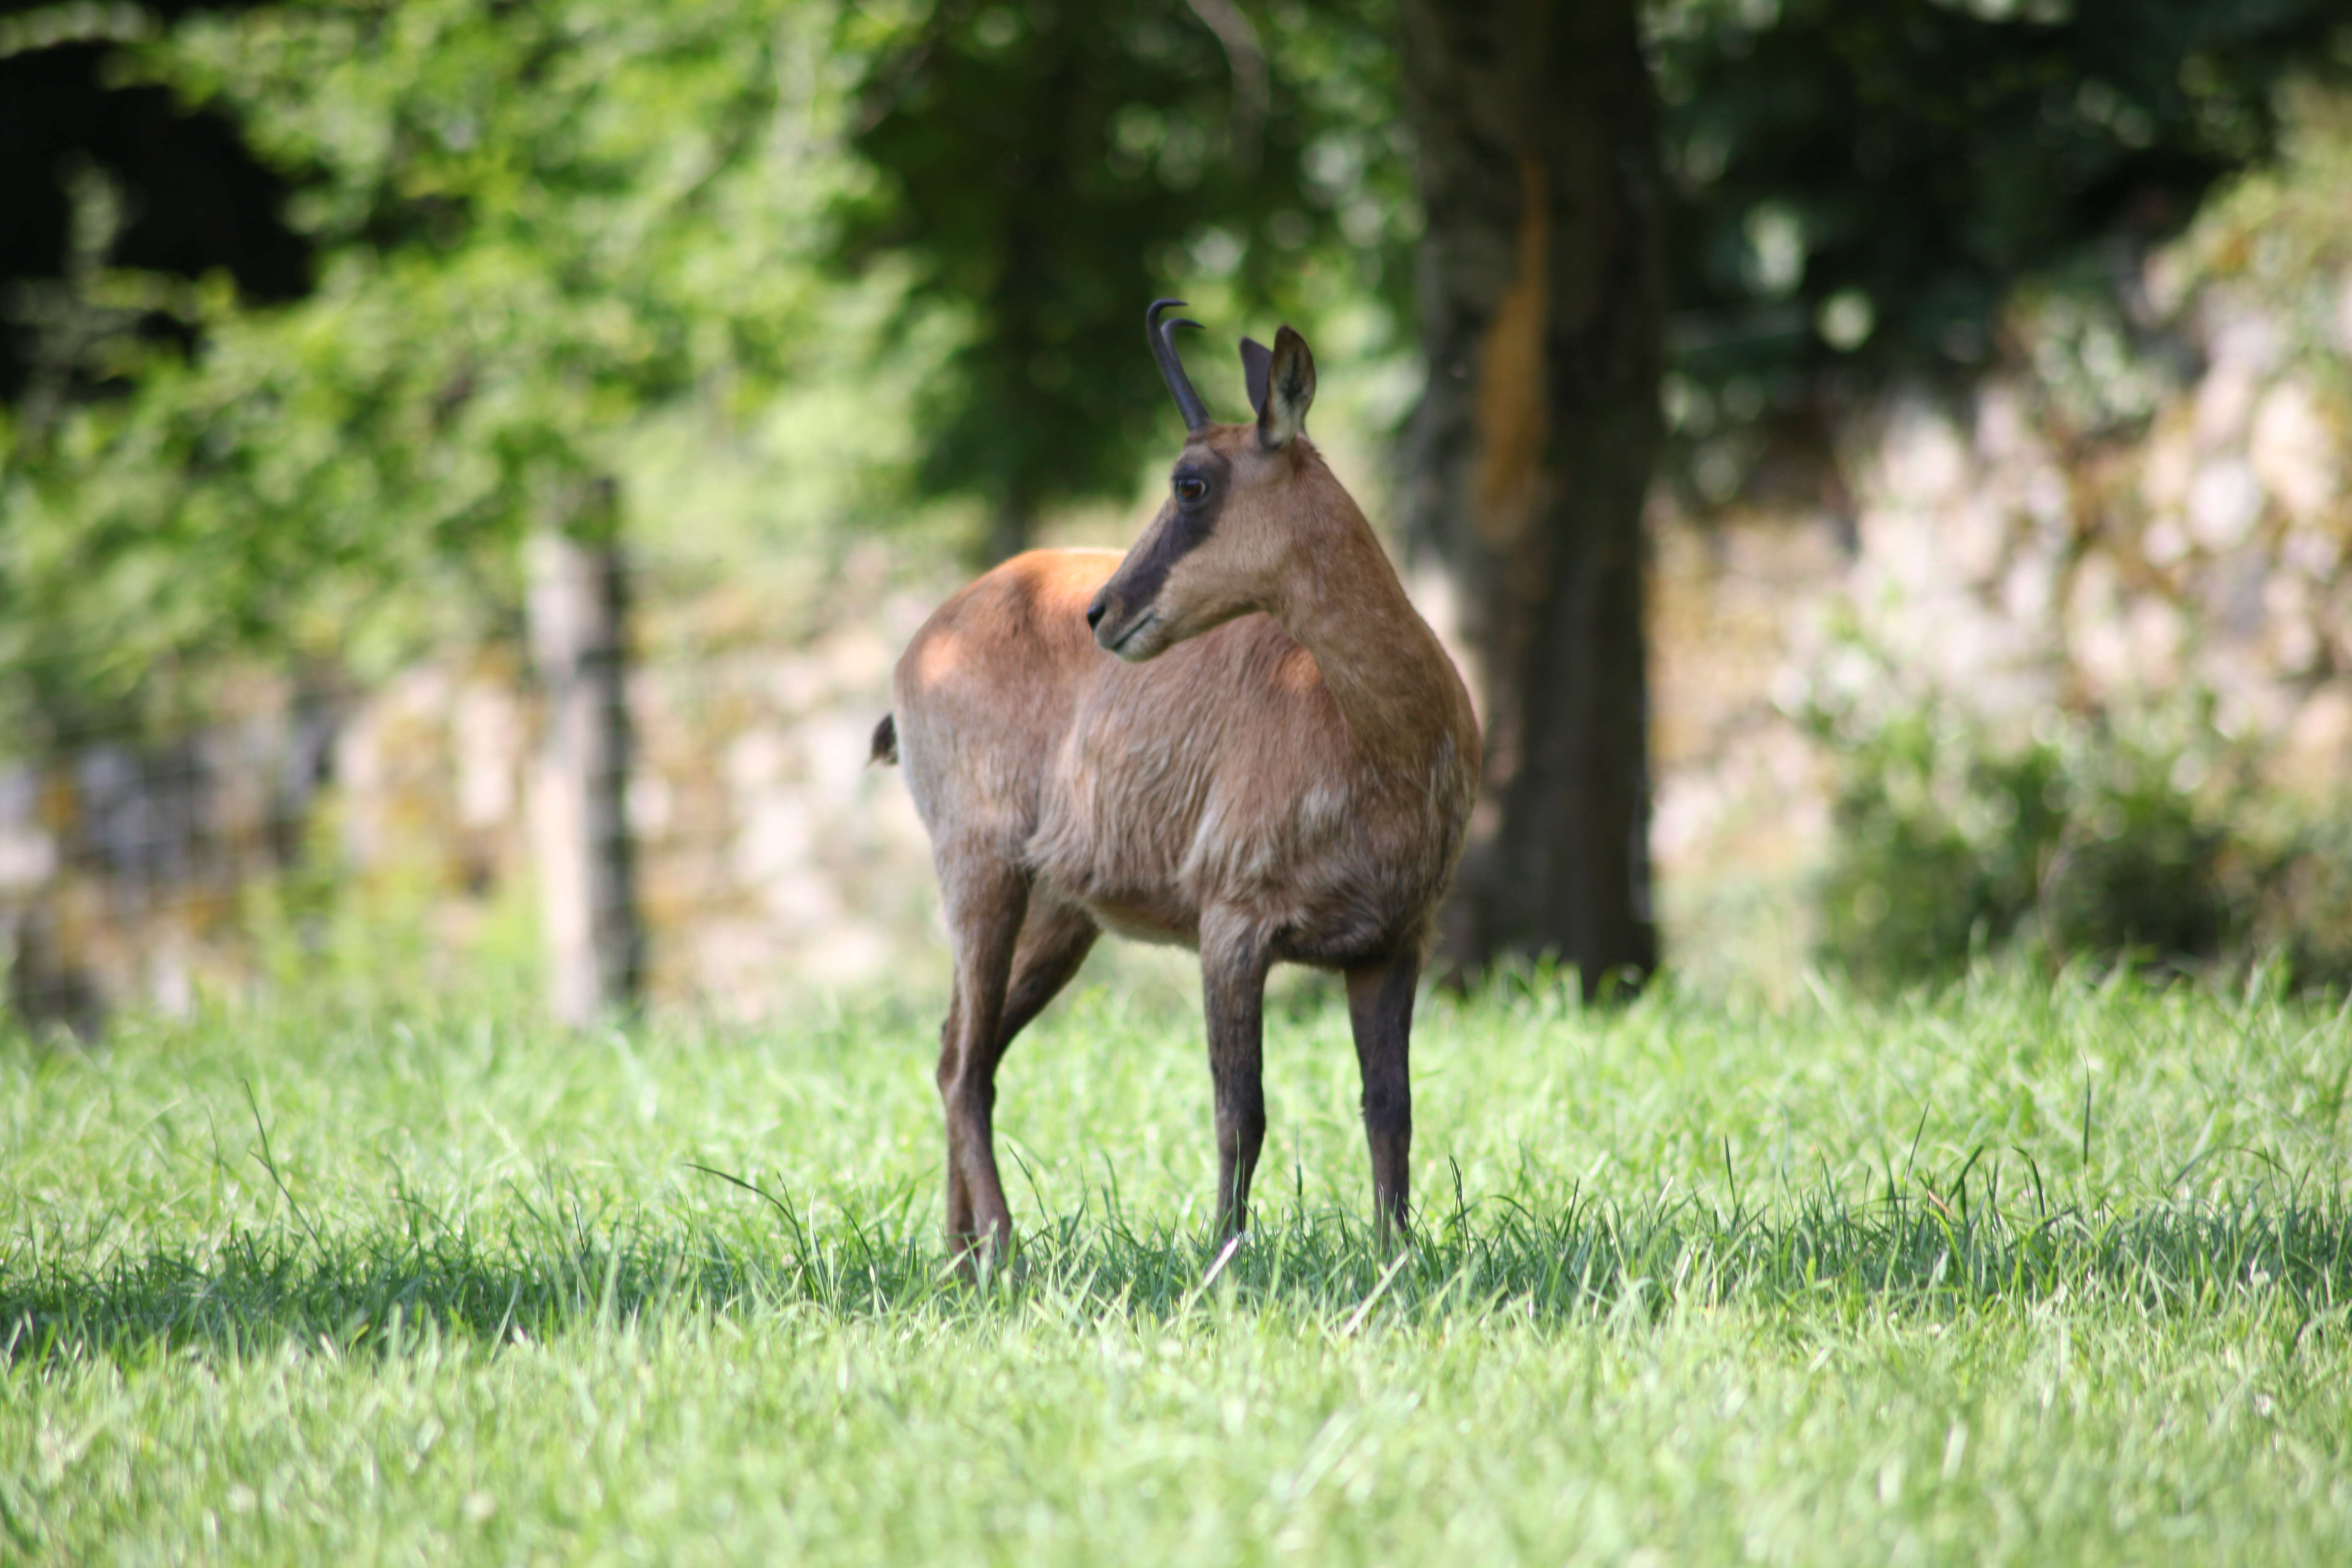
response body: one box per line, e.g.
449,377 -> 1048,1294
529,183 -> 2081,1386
0,583 -> 943,1027
300,585 -> 944,1016
1649,275 -> 2352,981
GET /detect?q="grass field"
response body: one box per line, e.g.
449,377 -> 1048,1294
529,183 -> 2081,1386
5,961 -> 2351,1565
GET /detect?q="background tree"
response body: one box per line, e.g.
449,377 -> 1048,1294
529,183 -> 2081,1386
0,0 -> 877,1019
1648,0 -> 2350,479
1,0 -> 862,742
1402,0 -> 2348,987
838,0 -> 1405,560
1399,0 -> 1664,990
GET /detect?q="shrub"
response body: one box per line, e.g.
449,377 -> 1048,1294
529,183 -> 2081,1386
1807,680 -> 2350,993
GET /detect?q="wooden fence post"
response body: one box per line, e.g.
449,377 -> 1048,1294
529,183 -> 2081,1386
526,483 -> 644,1024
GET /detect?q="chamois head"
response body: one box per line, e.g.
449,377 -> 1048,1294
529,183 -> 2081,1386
1087,299 -> 1323,662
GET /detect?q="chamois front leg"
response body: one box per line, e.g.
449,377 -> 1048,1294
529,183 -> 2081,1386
1200,915 -> 1272,1240
1345,949 -> 1418,1248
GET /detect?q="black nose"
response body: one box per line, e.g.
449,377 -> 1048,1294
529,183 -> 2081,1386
1086,593 -> 1107,631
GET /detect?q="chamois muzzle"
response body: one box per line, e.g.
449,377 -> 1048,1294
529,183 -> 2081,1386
1148,298 -> 1209,433
1085,581 -> 1161,661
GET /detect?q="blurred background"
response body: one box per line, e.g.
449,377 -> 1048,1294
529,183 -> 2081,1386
3,0 -> 2350,1036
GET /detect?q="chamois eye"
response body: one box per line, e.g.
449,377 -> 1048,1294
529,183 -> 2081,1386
1174,475 -> 1208,503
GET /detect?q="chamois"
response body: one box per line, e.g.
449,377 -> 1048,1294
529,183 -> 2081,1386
877,300 -> 1479,1264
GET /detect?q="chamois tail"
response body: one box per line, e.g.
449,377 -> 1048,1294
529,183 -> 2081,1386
869,713 -> 899,766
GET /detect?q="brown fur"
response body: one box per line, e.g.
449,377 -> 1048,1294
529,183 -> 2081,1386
885,329 -> 1480,1266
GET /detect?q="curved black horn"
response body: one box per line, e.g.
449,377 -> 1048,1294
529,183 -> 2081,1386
1146,298 -> 1210,432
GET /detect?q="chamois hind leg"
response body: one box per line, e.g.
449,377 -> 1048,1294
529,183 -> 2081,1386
1344,949 -> 1419,1249
936,866 -> 1097,1269
933,856 -> 1024,1266
963,899 -> 1097,1256
933,982 -> 983,1245
997,898 -> 1099,1050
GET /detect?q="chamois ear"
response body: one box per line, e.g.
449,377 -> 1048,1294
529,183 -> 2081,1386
1256,325 -> 1314,451
1240,337 -> 1273,419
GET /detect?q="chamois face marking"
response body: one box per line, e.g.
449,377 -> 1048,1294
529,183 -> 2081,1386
1088,324 -> 1320,663
1089,447 -> 1233,659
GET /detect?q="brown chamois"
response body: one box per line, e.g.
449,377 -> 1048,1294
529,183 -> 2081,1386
876,300 -> 1479,1265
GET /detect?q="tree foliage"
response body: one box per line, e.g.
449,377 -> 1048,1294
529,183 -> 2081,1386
836,0 -> 1408,557
3,0 -> 2345,745
0,0 -> 859,739
1650,0 -> 2351,420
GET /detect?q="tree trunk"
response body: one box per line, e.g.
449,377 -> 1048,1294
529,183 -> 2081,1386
985,483 -> 1030,566
526,481 -> 645,1025
1401,0 -> 1665,993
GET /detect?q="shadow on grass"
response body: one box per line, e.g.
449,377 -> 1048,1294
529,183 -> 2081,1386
8,1160 -> 2352,1367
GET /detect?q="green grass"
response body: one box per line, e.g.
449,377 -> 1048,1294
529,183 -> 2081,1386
5,962 -> 2352,1565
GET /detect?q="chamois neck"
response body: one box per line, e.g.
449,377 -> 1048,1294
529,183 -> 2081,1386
1273,496 -> 1465,769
